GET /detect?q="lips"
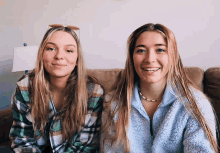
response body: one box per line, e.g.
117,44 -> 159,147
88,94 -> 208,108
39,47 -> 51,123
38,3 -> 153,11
52,63 -> 67,66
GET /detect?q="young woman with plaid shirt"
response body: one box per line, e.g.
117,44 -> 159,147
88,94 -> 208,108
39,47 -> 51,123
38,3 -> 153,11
9,25 -> 104,153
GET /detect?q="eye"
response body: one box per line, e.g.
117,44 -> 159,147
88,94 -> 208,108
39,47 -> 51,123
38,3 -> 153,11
67,50 -> 74,53
46,47 -> 55,51
156,48 -> 165,52
136,49 -> 146,53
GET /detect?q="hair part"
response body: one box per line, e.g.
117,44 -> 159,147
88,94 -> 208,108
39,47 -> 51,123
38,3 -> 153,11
29,26 -> 88,141
102,23 -> 218,153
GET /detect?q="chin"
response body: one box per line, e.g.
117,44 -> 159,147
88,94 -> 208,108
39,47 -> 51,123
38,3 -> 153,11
141,76 -> 165,84
49,72 -> 71,78
143,80 -> 159,84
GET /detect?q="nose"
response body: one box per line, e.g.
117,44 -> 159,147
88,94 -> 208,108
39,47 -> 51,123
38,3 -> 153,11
54,49 -> 64,59
144,50 -> 156,63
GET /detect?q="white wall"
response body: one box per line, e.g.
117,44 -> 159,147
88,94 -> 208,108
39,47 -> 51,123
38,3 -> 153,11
1,0 -> 220,109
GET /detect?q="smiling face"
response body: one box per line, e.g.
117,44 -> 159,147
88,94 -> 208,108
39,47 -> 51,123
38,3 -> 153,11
42,31 -> 78,80
133,31 -> 169,86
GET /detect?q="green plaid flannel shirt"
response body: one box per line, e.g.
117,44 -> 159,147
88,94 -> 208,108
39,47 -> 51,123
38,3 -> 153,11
9,75 -> 104,153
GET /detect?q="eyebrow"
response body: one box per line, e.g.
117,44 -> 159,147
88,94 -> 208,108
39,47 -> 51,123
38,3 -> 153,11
155,44 -> 167,47
135,45 -> 145,48
46,42 -> 76,48
135,44 -> 167,48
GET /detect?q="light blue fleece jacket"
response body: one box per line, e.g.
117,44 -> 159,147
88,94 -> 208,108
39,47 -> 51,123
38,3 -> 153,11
103,83 -> 216,153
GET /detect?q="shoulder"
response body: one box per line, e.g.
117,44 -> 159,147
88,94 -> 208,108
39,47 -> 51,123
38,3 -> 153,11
103,90 -> 119,121
103,90 -> 118,108
87,82 -> 104,98
87,75 -> 104,96
15,74 -> 31,101
104,90 -> 114,102
189,87 -> 214,115
87,81 -> 104,112
17,74 -> 30,90
173,85 -> 213,116
188,87 -> 216,132
12,74 -> 31,114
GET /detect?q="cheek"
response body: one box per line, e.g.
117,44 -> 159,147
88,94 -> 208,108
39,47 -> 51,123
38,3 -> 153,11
42,53 -> 54,71
69,57 -> 76,63
161,56 -> 170,73
132,58 -> 142,76
133,55 -> 142,68
164,56 -> 169,68
42,52 -> 52,62
68,53 -> 78,64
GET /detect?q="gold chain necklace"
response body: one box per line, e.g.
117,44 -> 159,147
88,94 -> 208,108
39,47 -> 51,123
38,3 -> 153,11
138,88 -> 163,102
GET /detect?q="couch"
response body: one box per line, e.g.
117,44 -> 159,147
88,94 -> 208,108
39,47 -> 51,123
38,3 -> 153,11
0,67 -> 220,149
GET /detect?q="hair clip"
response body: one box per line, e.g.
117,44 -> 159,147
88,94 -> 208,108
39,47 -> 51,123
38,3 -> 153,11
49,24 -> 80,30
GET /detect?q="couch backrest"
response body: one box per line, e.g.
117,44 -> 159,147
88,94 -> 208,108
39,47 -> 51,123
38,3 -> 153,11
87,69 -> 123,93
87,67 -> 205,93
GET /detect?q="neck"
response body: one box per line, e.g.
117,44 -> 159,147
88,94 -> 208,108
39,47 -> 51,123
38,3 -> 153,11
139,79 -> 167,101
49,76 -> 68,92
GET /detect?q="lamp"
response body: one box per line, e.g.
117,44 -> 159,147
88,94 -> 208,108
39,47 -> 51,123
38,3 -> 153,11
12,44 -> 39,74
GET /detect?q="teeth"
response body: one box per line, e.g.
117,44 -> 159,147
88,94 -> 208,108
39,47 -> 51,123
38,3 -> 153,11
144,68 -> 160,71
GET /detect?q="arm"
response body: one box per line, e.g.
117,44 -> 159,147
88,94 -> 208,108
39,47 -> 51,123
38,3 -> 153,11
52,84 -> 104,153
9,87 -> 41,153
183,95 -> 216,153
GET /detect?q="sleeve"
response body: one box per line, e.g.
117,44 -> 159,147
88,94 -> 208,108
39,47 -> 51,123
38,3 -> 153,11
9,87 -> 42,153
52,84 -> 104,153
183,93 -> 216,153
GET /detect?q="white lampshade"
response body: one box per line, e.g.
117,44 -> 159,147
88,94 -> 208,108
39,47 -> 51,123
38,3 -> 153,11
12,45 -> 39,72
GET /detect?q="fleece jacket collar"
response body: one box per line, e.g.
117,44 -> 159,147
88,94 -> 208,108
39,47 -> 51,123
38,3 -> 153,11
132,82 -> 177,111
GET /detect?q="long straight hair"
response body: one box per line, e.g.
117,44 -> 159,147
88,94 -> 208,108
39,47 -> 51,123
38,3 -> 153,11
102,23 -> 218,152
29,26 -> 88,140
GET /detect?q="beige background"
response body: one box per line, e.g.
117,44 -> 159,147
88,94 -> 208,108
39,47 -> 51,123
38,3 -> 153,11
0,0 -> 220,109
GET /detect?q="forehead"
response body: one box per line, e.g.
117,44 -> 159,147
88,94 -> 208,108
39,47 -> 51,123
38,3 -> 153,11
136,31 -> 166,46
47,31 -> 77,46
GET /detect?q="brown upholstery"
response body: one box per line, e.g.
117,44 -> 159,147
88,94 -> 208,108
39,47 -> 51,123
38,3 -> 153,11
204,67 -> 220,113
87,69 -> 122,93
0,67 -> 219,147
184,67 -> 204,91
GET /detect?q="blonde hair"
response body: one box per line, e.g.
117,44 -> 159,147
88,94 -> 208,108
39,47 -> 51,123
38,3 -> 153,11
103,23 -> 218,152
29,26 -> 88,140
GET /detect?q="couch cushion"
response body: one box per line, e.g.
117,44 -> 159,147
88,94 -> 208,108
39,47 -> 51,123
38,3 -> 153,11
184,67 -> 204,91
204,67 -> 220,113
87,69 -> 122,93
